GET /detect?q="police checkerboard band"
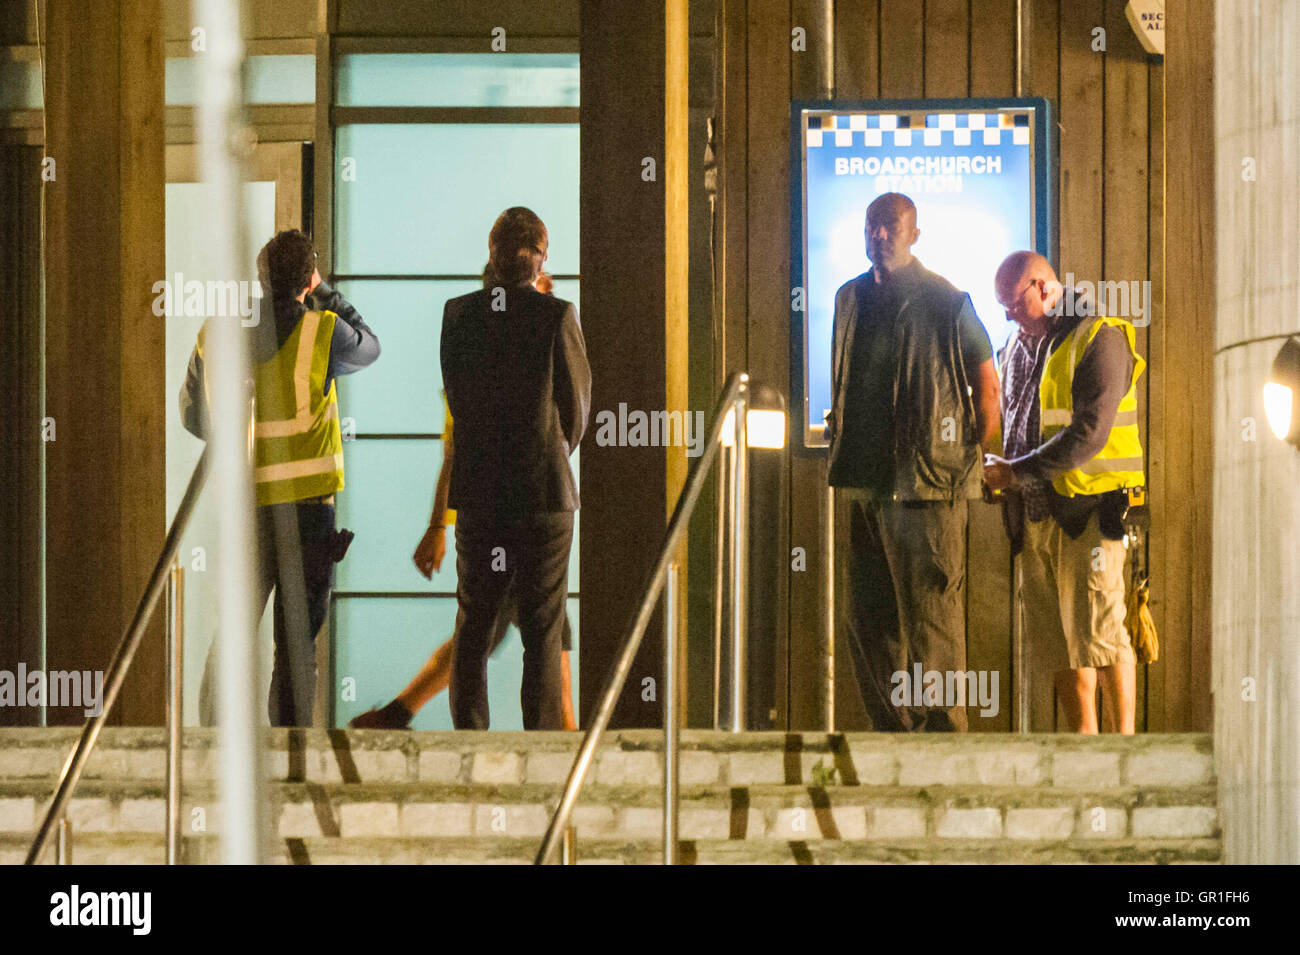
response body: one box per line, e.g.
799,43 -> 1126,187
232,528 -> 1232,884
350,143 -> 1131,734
805,111 -> 1032,149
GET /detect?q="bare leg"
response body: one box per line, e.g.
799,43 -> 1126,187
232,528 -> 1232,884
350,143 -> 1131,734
371,629 -> 576,727
1055,668 -> 1098,734
395,638 -> 454,715
560,650 -> 576,730
1097,661 -> 1136,734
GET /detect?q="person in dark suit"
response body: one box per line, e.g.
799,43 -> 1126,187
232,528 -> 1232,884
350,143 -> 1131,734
440,207 -> 591,729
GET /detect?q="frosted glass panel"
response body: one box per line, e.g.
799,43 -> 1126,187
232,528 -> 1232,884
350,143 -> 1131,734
0,58 -> 42,109
336,439 -> 450,593
333,279 -> 479,434
335,124 -> 579,275
334,596 -> 580,730
336,54 -> 579,107
164,180 -> 279,725
166,55 -> 316,106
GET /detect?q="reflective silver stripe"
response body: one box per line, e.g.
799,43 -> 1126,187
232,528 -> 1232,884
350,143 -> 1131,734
255,400 -> 338,440
1078,455 -> 1144,474
253,310 -> 322,439
1041,408 -> 1073,426
255,451 -> 344,484
1112,409 -> 1138,427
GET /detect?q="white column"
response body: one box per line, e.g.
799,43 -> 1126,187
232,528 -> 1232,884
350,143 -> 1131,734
1214,0 -> 1300,864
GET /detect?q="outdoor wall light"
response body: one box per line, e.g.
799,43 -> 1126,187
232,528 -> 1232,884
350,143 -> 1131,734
721,382 -> 787,450
721,408 -> 787,449
1263,336 -> 1300,448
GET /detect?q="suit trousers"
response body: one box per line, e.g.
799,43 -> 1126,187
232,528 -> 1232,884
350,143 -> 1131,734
842,494 -> 969,732
450,511 -> 574,730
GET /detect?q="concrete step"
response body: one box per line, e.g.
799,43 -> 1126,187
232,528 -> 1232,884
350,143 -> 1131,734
0,778 -> 1220,842
0,728 -> 1217,789
0,728 -> 1221,864
1,832 -> 1222,865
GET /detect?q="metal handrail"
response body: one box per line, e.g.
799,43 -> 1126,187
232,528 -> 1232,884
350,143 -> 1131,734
25,449 -> 209,865
535,372 -> 753,865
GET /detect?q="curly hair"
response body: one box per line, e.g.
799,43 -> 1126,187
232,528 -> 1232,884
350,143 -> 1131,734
258,229 -> 315,300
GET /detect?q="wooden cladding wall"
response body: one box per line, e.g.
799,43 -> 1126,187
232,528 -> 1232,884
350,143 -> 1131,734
716,0 -> 1205,731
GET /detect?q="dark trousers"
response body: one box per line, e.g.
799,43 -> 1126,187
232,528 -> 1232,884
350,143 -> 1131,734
843,494 -> 969,732
450,511 -> 573,730
201,500 -> 335,728
260,501 -> 335,727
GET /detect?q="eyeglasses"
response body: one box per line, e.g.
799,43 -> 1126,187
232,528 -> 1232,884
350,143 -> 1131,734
998,278 -> 1038,315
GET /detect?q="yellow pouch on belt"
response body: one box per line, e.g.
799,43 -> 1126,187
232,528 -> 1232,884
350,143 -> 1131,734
1125,578 -> 1159,664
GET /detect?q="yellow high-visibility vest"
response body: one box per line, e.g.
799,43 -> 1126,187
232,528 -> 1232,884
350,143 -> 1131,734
197,309 -> 345,506
1039,314 -> 1146,497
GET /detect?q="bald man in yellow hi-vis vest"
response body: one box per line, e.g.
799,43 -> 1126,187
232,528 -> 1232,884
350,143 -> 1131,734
984,251 -> 1144,734
180,229 -> 380,726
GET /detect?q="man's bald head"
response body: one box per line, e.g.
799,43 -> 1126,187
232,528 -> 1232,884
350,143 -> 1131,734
995,250 -> 1062,335
867,192 -> 917,226
864,192 -> 920,277
995,251 -> 1056,292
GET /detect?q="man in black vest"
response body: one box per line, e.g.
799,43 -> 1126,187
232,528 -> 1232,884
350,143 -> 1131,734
824,193 -> 1000,731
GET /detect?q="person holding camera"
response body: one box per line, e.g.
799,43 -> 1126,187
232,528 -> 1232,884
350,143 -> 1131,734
180,229 -> 380,727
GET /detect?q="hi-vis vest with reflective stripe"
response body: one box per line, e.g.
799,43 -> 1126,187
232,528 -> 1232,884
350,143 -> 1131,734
198,309 -> 345,506
1039,315 -> 1146,498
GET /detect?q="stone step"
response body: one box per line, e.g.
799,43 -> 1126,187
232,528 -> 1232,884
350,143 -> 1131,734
0,778 -> 1220,842
2,832 -> 1222,866
0,728 -> 1217,790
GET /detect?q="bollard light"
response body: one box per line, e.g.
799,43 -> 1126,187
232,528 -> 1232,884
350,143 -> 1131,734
1263,336 -> 1300,448
720,408 -> 786,449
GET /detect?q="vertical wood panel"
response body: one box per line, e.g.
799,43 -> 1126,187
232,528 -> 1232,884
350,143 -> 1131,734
968,0 -> 1016,97
827,1 -> 879,731
923,0 -> 968,98
745,0 -> 791,728
1057,0 -> 1104,284
878,0 -> 923,98
718,0 -> 748,378
1142,55 -> 1165,729
1027,0 -> 1060,260
962,0 -> 1018,731
1102,0 -> 1151,727
0,146 -> 43,725
1161,0 -> 1215,732
787,0 -> 830,729
1020,0 -> 1061,730
834,0 -> 880,99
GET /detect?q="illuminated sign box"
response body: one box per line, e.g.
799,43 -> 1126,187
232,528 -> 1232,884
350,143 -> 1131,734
791,97 -> 1053,449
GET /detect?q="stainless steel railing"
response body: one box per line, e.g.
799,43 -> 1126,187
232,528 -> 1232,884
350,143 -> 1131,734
535,372 -> 773,865
25,450 -> 208,865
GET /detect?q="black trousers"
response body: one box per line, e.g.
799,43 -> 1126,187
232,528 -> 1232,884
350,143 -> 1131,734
199,500 -> 335,728
450,511 -> 573,730
842,494 -> 969,732
260,501 -> 335,727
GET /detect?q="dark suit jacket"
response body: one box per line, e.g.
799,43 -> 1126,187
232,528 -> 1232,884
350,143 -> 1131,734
440,285 -> 591,518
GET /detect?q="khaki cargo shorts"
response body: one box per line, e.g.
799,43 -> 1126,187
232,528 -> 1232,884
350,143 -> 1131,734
1018,511 -> 1136,672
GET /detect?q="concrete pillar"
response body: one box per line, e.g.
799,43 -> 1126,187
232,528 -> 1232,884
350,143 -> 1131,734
43,0 -> 166,724
1214,0 -> 1300,863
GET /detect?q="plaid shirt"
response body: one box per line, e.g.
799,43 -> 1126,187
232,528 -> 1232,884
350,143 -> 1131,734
1000,324 -> 1065,521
